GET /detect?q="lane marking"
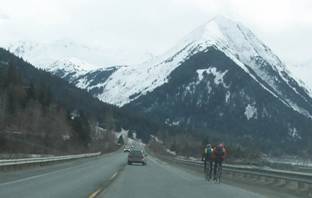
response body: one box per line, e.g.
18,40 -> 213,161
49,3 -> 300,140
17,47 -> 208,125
0,152 -> 123,187
88,169 -> 122,198
88,188 -> 102,198
110,172 -> 117,180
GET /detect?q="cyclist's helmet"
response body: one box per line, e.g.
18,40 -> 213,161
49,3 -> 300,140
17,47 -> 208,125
207,144 -> 211,148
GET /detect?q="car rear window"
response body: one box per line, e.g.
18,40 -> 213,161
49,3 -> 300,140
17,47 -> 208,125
130,151 -> 143,157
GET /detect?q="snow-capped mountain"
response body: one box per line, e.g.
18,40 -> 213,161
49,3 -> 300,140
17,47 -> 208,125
96,16 -> 312,116
7,40 -> 99,70
46,57 -> 90,81
5,39 -> 152,78
288,60 -> 312,91
66,66 -> 124,97
86,16 -> 311,153
5,16 -> 312,153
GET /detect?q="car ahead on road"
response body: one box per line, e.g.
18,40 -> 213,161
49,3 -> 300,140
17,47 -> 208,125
128,150 -> 146,165
123,146 -> 131,152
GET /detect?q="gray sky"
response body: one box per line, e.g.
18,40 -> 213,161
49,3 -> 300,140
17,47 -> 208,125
0,0 -> 311,65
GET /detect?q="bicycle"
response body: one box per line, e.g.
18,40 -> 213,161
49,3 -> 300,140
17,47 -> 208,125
205,162 -> 213,181
203,159 -> 208,180
215,162 -> 222,183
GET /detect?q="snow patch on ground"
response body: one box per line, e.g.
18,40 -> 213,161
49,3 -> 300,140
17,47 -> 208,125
244,104 -> 258,120
171,121 -> 180,126
150,135 -> 163,144
225,91 -> 231,103
114,128 -> 129,143
288,127 -> 302,140
165,119 -> 181,126
265,156 -> 312,167
166,149 -> 177,156
196,67 -> 228,88
76,78 -> 91,89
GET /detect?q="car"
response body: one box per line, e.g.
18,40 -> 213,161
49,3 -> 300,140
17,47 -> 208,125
128,150 -> 146,165
123,147 -> 131,152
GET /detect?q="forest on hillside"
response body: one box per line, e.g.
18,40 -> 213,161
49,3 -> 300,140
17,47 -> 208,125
0,48 -> 171,155
0,59 -> 120,154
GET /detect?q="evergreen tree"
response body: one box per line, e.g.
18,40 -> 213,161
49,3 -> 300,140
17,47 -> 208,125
38,84 -> 52,107
71,111 -> 91,147
128,130 -> 134,139
117,135 -> 124,145
6,60 -> 21,86
26,82 -> 35,100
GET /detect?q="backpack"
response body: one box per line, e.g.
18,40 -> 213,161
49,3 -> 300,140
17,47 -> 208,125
206,147 -> 213,159
215,146 -> 224,158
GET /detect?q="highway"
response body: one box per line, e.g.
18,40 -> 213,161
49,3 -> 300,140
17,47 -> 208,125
0,152 -> 126,198
101,155 -> 265,198
0,151 -> 296,198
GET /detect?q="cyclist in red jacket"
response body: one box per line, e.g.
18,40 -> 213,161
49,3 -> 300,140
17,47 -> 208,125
213,143 -> 227,181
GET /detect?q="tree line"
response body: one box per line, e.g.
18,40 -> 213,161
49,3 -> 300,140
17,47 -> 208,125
0,59 -> 97,154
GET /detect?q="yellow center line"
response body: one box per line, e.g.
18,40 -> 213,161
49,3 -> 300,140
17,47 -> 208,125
88,171 -> 118,198
88,188 -> 102,198
110,172 -> 117,180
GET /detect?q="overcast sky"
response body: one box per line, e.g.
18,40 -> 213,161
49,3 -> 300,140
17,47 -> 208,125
0,0 -> 311,65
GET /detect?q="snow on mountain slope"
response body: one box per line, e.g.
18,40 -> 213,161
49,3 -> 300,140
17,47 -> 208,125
288,61 -> 312,91
73,66 -> 124,95
6,40 -> 99,70
97,16 -> 312,118
5,17 -> 310,120
46,57 -> 90,80
4,39 -> 152,73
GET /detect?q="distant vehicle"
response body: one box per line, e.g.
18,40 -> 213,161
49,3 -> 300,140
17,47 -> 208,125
128,150 -> 146,165
123,147 -> 131,152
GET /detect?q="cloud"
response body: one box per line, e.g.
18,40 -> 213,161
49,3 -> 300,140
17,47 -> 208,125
0,0 -> 311,65
0,10 -> 10,20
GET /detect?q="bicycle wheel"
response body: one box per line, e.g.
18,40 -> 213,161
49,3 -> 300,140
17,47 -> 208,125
206,167 -> 211,181
204,164 -> 207,179
217,164 -> 222,183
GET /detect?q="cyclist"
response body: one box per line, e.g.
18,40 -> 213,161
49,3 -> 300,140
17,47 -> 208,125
213,143 -> 226,181
204,144 -> 214,180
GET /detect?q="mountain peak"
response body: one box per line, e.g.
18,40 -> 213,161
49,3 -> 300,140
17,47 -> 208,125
180,15 -> 284,72
210,15 -> 237,25
183,16 -> 239,44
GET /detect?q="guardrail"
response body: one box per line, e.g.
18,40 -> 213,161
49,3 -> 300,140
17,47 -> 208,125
153,153 -> 312,198
0,152 -> 101,168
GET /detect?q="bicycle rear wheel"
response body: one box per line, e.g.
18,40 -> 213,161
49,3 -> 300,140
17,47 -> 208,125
217,164 -> 222,183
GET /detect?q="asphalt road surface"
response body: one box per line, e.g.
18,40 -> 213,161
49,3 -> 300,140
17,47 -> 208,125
0,151 -> 126,198
101,155 -> 265,198
0,151 -> 290,198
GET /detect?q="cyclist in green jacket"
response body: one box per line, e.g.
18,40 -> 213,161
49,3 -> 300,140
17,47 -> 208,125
204,144 -> 214,180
